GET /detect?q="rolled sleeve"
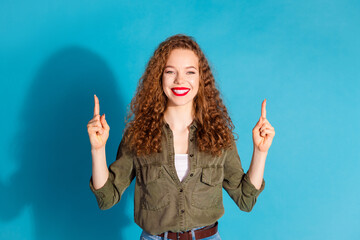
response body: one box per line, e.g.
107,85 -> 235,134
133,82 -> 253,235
222,142 -> 265,212
89,136 -> 135,210
89,174 -> 119,210
89,175 -> 113,195
242,173 -> 265,198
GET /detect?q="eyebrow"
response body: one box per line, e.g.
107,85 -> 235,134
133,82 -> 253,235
165,65 -> 198,70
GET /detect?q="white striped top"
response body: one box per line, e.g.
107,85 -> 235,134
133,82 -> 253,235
174,154 -> 190,182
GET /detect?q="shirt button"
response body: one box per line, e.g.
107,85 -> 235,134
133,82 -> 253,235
181,209 -> 185,213
190,138 -> 194,142
190,154 -> 194,157
180,189 -> 183,192
190,173 -> 194,177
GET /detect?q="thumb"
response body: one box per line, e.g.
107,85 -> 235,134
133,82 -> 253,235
254,116 -> 263,129
100,114 -> 110,131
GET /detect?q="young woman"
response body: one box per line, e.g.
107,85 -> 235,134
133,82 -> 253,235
87,34 -> 275,240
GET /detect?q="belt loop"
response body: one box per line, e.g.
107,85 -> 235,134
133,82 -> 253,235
164,231 -> 168,240
191,229 -> 196,240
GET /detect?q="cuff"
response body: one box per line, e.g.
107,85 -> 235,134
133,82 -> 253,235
89,175 -> 113,199
242,173 -> 265,197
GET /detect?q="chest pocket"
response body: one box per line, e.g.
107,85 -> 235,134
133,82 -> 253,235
191,166 -> 224,209
137,165 -> 170,211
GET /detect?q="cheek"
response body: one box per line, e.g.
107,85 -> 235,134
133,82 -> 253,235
162,77 -> 170,90
191,77 -> 200,92
188,75 -> 199,84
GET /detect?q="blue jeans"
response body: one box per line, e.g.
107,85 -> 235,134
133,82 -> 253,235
140,225 -> 222,240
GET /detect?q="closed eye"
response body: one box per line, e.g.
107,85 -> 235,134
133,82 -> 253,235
187,71 -> 195,74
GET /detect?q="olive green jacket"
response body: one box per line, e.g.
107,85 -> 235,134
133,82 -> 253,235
89,120 -> 265,235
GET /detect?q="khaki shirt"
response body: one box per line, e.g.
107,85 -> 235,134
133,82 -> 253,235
89,120 -> 265,235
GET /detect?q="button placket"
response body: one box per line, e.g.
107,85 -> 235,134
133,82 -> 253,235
189,128 -> 196,178
166,125 -> 183,185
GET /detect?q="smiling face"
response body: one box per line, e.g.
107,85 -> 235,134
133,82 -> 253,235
162,48 -> 200,108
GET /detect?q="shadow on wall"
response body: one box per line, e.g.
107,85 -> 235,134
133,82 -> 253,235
0,46 -> 135,240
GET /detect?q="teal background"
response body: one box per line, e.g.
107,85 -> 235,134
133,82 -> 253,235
1,1 -> 359,239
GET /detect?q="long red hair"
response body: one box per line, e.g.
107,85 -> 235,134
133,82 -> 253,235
124,34 -> 235,156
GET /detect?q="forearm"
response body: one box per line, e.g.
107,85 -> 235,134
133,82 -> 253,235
91,147 -> 109,190
247,147 -> 267,190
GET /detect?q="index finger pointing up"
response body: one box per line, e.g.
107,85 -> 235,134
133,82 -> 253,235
94,94 -> 100,117
261,99 -> 266,119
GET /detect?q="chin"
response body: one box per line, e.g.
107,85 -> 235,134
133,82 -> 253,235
168,98 -> 193,107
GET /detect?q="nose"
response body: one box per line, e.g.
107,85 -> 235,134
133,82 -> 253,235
174,72 -> 186,84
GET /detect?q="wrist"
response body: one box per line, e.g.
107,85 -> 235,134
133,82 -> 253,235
91,146 -> 106,155
253,146 -> 268,156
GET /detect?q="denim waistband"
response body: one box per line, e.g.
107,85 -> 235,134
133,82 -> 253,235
140,222 -> 218,240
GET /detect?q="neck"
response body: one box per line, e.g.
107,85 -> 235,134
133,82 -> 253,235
163,104 -> 194,131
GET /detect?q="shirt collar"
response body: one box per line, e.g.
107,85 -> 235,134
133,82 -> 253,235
163,119 -> 198,130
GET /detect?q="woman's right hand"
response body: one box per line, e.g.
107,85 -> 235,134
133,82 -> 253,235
87,95 -> 110,150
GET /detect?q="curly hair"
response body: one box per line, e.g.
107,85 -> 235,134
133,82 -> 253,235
123,34 -> 236,156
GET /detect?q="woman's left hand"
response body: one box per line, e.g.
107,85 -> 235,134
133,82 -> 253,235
252,99 -> 275,153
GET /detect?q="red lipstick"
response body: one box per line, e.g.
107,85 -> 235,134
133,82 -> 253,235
171,87 -> 190,96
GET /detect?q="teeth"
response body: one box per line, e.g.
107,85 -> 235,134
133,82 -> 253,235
173,89 -> 189,94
